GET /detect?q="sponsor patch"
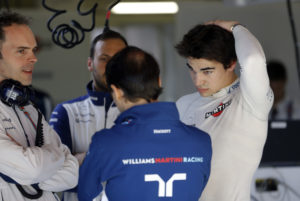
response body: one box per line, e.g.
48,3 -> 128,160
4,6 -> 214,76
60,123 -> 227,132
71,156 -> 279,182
153,129 -> 171,134
121,118 -> 133,125
122,156 -> 204,165
205,99 -> 232,118
228,81 -> 240,94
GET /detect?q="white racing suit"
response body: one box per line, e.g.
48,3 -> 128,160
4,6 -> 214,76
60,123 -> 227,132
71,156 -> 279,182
50,81 -> 118,201
0,101 -> 78,201
177,25 -> 274,201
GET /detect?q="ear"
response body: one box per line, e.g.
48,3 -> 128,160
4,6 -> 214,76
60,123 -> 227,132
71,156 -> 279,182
87,57 -> 93,72
227,60 -> 237,72
110,84 -> 124,101
158,77 -> 162,87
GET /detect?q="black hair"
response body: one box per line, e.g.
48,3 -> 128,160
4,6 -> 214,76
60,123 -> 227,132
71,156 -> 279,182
0,10 -> 29,42
267,60 -> 287,81
105,46 -> 162,102
89,29 -> 128,58
175,24 -> 237,69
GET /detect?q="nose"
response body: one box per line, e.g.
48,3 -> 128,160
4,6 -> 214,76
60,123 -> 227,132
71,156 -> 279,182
194,73 -> 205,87
29,52 -> 38,63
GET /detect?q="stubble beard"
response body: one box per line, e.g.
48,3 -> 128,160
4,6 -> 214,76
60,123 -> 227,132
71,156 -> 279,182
93,73 -> 109,92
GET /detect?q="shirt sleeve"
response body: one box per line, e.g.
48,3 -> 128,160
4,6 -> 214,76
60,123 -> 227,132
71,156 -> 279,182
37,125 -> 79,192
0,120 -> 65,186
78,134 -> 104,201
233,25 -> 273,119
49,103 -> 73,151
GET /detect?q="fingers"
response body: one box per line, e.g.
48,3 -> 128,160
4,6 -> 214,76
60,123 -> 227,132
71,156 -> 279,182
205,20 -> 239,32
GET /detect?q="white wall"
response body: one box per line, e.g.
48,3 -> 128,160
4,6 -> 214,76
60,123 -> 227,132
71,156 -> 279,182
19,9 -> 92,105
19,9 -> 174,105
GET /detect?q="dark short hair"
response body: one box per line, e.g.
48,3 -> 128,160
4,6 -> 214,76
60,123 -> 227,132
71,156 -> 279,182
175,24 -> 237,69
89,30 -> 128,58
106,46 -> 162,102
267,60 -> 287,81
0,10 -> 29,42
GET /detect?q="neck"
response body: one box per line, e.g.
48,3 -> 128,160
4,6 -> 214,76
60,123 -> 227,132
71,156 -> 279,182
120,98 -> 149,112
228,73 -> 238,85
93,82 -> 108,92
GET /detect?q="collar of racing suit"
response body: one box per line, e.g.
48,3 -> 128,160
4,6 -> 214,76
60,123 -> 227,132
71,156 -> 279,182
209,78 -> 240,99
114,102 -> 179,125
86,81 -> 116,109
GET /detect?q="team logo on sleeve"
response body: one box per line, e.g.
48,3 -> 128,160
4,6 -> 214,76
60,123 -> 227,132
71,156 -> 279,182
205,99 -> 232,119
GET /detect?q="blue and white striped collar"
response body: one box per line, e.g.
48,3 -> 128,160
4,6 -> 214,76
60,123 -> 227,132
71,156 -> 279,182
86,81 -> 116,107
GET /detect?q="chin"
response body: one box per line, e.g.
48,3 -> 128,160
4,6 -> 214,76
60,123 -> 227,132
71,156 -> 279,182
197,90 -> 210,97
199,93 -> 209,97
21,80 -> 32,86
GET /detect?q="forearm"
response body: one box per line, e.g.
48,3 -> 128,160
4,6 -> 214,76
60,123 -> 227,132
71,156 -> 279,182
0,141 -> 65,185
38,145 -> 79,192
75,152 -> 86,165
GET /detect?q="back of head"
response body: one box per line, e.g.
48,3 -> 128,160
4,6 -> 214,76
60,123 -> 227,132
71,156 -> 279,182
90,30 -> 128,58
175,24 -> 237,69
267,60 -> 287,81
0,10 -> 29,42
106,46 -> 162,102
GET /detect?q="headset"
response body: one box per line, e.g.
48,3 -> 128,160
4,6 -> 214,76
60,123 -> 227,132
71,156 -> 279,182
0,79 -> 34,107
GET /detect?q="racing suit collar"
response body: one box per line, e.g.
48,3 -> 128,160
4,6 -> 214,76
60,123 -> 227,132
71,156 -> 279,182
115,102 -> 179,125
210,78 -> 240,99
86,81 -> 116,107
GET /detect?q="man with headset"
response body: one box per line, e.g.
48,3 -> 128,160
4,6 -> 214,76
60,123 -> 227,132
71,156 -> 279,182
0,10 -> 78,200
50,30 -> 127,200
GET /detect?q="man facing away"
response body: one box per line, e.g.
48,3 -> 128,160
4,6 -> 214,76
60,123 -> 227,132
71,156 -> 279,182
175,20 -> 274,201
78,46 -> 212,201
0,10 -> 78,201
50,30 -> 127,200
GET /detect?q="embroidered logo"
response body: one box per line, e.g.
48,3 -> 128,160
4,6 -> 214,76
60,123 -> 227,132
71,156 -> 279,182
153,129 -> 171,134
228,81 -> 240,94
121,118 -> 133,125
205,99 -> 232,118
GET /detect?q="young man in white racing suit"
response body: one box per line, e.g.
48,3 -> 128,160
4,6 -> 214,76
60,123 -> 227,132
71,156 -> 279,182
50,30 -> 127,201
0,11 -> 78,201
175,20 -> 274,201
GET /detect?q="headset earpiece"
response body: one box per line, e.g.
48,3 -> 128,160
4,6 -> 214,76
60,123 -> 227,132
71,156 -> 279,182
0,79 -> 34,107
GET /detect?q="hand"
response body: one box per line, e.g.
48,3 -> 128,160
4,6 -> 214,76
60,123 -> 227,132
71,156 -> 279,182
75,152 -> 87,165
205,20 -> 239,32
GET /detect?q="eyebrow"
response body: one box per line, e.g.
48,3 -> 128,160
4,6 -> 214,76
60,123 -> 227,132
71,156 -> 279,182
186,63 -> 193,70
186,63 -> 215,71
17,46 -> 30,49
17,46 -> 38,50
100,54 -> 111,57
